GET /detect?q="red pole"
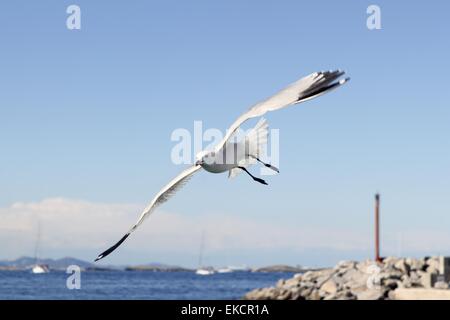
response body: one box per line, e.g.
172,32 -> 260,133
375,193 -> 381,263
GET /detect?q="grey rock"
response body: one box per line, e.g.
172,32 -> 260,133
276,289 -> 292,300
337,290 -> 356,300
309,289 -> 321,300
316,268 -> 335,277
323,293 -> 337,300
244,288 -> 271,300
332,274 -> 345,287
276,279 -> 285,287
383,279 -> 399,290
425,258 -> 440,274
282,277 -> 300,289
301,281 -> 315,289
434,281 -> 449,290
394,259 -> 410,274
399,277 -> 413,288
379,269 -> 403,281
293,273 -> 303,280
345,274 -> 370,291
336,260 -> 357,270
409,271 -> 420,282
320,278 -> 338,294
290,287 -> 303,300
418,270 -> 436,289
388,290 -> 397,300
340,268 -> 361,282
315,275 -> 332,288
299,287 -> 313,299
356,288 -> 386,300
407,258 -> 425,271
301,271 -> 315,281
383,256 -> 398,267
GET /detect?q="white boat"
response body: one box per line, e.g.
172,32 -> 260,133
31,220 -> 49,274
196,268 -> 215,275
217,267 -> 233,273
32,264 -> 50,274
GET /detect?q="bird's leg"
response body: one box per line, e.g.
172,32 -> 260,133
248,155 -> 280,173
237,166 -> 268,185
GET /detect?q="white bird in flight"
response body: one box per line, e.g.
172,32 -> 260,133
95,70 -> 349,261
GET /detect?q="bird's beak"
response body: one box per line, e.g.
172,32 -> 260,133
195,160 -> 203,166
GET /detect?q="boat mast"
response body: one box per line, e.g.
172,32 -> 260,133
198,230 -> 205,268
34,220 -> 41,265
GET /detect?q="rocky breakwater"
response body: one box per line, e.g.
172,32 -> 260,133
244,256 -> 448,300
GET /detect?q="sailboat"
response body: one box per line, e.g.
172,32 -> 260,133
32,264 -> 49,274
31,221 -> 49,274
195,231 -> 214,276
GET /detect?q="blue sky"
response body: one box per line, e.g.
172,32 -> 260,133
0,1 -> 449,267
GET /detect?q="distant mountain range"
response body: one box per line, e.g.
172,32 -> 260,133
125,263 -> 193,272
0,257 -> 308,273
0,256 -> 192,272
0,256 -> 95,270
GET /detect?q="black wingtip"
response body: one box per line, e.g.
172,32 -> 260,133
254,177 -> 268,185
340,77 -> 351,84
94,233 -> 131,262
264,163 -> 280,173
297,77 -> 348,103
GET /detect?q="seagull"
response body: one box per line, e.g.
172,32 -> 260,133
95,70 -> 349,261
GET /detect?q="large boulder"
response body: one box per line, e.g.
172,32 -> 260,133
320,278 -> 338,294
394,259 -> 410,274
356,288 -> 386,300
425,257 -> 440,274
406,258 -> 425,271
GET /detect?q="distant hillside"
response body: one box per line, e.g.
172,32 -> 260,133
0,257 -> 192,272
125,263 -> 193,272
252,265 -> 309,273
0,256 -> 95,270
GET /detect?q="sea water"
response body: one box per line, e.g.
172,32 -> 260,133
0,270 -> 294,300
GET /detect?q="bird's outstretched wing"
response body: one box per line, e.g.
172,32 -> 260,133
95,164 -> 202,261
215,70 -> 349,152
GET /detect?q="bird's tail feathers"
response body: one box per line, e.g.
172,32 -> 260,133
228,118 -> 268,179
246,118 -> 269,158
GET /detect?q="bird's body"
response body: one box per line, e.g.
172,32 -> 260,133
200,153 -> 235,173
196,147 -> 236,173
95,70 -> 350,262
199,118 -> 269,176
